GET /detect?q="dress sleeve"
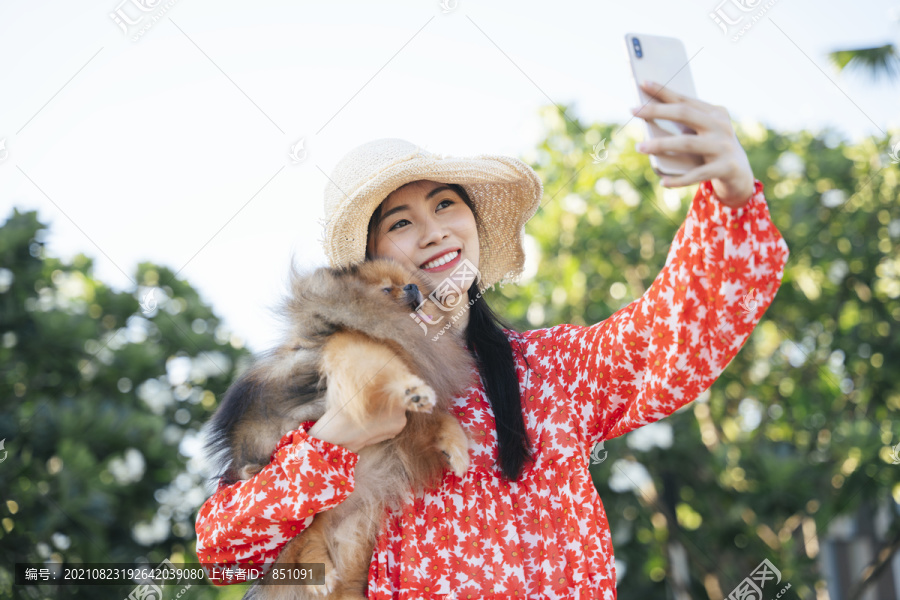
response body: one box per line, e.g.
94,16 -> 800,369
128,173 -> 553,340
194,421 -> 359,586
548,179 -> 788,448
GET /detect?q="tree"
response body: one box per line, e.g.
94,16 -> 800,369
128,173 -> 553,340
482,104 -> 900,598
2,104 -> 898,598
828,6 -> 900,81
0,209 -> 252,599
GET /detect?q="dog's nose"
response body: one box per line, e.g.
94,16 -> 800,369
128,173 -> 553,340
403,283 -> 423,308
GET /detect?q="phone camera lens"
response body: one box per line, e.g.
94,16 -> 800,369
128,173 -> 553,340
632,37 -> 642,58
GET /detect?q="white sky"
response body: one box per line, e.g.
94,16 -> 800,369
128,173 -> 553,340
1,0 -> 898,353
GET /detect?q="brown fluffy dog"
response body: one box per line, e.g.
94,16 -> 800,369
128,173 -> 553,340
202,257 -> 475,599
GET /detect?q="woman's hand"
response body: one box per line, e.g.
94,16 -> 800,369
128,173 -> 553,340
631,80 -> 755,208
307,402 -> 408,454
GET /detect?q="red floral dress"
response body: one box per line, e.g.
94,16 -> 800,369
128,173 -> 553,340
195,180 -> 788,599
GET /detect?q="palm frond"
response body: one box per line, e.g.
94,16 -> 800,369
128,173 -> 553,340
828,44 -> 900,80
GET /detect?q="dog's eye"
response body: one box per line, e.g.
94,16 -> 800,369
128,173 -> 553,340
382,287 -> 392,294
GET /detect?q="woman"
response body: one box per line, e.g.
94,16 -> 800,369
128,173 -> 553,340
194,81 -> 789,598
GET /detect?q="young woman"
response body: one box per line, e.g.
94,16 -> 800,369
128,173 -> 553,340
195,81 -> 789,598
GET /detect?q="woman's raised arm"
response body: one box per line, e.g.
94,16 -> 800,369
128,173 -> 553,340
547,178 -> 788,448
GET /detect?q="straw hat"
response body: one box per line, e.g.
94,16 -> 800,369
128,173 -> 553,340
320,138 -> 544,292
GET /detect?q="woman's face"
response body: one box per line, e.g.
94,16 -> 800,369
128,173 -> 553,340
366,180 -> 479,289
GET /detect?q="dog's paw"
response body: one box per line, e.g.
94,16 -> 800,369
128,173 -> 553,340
324,569 -> 340,593
308,569 -> 339,596
394,376 -> 436,413
441,444 -> 470,478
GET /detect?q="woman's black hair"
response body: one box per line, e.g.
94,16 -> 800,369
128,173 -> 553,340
366,181 -> 536,481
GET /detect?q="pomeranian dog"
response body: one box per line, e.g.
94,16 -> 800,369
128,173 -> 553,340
201,257 -> 476,599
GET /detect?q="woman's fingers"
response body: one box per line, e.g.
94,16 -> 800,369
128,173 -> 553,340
638,133 -> 722,156
637,80 -> 731,127
659,162 -> 724,187
639,80 -> 711,111
639,80 -> 689,103
632,101 -> 719,132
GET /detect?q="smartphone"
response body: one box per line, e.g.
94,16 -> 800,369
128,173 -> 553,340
624,33 -> 704,177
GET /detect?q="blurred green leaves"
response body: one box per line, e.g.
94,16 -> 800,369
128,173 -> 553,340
0,209 -> 252,599
829,44 -> 900,81
1,101 -> 898,598
484,104 -> 900,598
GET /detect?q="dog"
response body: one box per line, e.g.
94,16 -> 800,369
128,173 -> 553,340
201,257 -> 476,599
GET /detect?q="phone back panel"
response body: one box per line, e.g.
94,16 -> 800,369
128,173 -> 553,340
625,33 -> 704,176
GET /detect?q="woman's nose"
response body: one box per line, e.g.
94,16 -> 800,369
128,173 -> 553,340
421,219 -> 447,246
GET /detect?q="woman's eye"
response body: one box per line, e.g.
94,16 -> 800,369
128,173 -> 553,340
386,200 -> 452,231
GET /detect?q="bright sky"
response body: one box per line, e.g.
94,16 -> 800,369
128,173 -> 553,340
1,0 -> 898,353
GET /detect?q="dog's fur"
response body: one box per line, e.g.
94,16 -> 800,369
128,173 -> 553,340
201,257 -> 475,599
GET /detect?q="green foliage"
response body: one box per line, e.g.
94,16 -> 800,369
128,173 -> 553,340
483,104 -> 900,597
829,44 -> 900,81
2,104 -> 899,598
0,209 -> 252,599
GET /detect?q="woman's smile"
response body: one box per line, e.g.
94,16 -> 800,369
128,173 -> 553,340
366,180 -> 480,290
420,248 -> 461,272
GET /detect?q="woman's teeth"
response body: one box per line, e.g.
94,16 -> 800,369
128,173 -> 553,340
421,250 -> 460,270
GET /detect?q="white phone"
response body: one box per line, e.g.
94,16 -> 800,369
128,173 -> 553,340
624,33 -> 704,177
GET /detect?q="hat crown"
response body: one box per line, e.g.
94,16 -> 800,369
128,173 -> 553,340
324,138 -> 430,219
